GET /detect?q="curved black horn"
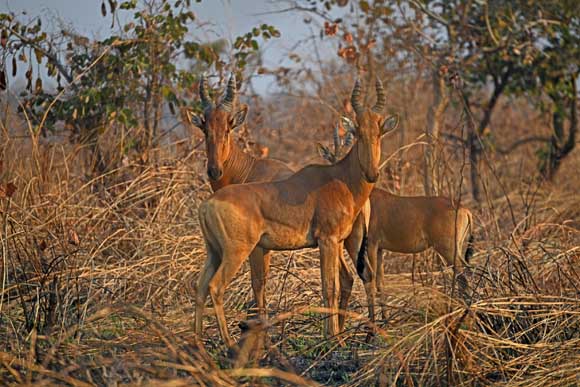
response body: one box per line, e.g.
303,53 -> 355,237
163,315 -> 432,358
351,79 -> 363,115
343,131 -> 354,148
372,77 -> 386,113
333,122 -> 341,157
199,74 -> 212,110
219,73 -> 236,112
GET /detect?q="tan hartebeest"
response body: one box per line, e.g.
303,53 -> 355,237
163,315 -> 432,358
318,126 -> 474,321
186,73 -> 295,320
187,73 -> 294,189
196,79 -> 398,347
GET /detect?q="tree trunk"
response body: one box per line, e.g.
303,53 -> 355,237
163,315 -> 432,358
424,68 -> 449,196
465,65 -> 513,202
540,77 -> 577,180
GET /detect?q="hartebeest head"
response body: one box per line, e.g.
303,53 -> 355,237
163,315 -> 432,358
188,73 -> 248,181
339,78 -> 399,183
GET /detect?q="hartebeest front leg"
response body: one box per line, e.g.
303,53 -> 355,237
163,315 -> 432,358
376,249 -> 387,320
318,238 -> 341,338
248,247 -> 271,320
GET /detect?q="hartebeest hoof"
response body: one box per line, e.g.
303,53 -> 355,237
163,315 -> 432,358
233,319 -> 268,368
361,321 -> 377,343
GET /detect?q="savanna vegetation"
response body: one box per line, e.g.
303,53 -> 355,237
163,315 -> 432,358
0,0 -> 578,385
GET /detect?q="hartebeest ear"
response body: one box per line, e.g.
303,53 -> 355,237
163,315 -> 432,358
187,110 -> 205,132
380,114 -> 400,137
341,116 -> 356,134
230,104 -> 249,130
317,143 -> 334,163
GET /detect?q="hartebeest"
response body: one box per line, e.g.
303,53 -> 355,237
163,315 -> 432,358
318,126 -> 474,321
186,73 -> 295,320
196,79 -> 397,347
187,74 -> 294,189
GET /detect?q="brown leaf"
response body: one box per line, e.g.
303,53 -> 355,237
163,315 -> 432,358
1,29 -> 7,49
0,182 -> 16,199
0,70 -> 6,91
6,182 -> 16,197
35,78 -> 43,94
38,240 -> 48,252
68,229 -> 80,246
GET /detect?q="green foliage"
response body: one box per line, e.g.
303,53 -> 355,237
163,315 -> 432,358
0,0 -> 280,160
233,24 -> 281,69
304,0 -> 579,182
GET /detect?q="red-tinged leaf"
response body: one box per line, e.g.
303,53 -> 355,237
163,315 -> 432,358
344,32 -> 353,43
1,29 -> 7,48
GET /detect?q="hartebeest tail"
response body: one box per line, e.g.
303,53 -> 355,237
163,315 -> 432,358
465,235 -> 474,262
196,78 -> 398,347
318,126 -> 475,322
356,226 -> 371,283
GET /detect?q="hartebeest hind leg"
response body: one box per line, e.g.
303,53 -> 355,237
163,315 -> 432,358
364,241 -> 380,323
248,247 -> 271,320
434,233 -> 471,301
206,245 -> 254,348
318,238 -> 341,338
338,244 -> 354,332
195,243 -> 220,338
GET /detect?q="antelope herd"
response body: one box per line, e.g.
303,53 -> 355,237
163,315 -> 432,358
187,73 -> 474,351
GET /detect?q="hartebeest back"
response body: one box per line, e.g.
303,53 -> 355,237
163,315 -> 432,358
318,128 -> 474,321
186,73 -> 295,321
196,78 -> 397,347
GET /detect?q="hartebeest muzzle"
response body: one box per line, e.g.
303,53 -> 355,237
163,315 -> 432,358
207,165 -> 223,180
364,170 -> 379,183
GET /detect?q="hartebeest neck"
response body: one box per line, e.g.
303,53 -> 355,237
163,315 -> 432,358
335,142 -> 375,208
209,142 -> 255,191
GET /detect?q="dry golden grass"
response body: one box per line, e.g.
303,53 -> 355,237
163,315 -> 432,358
1,85 -> 579,386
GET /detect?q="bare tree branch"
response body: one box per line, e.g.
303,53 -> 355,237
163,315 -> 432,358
495,136 -> 552,155
7,27 -> 74,84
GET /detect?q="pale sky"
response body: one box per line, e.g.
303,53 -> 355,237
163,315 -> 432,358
1,0 -> 344,94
